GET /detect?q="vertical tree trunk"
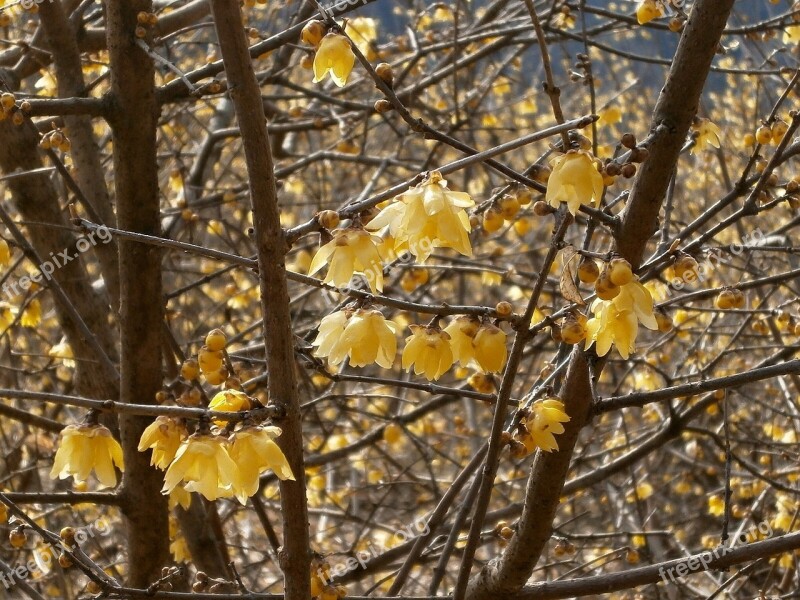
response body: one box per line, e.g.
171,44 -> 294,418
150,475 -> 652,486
104,0 -> 169,586
208,1 -> 311,598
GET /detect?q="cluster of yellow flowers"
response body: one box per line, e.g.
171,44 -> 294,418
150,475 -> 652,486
367,171 -> 475,262
308,171 -> 475,291
443,317 -> 507,373
557,256 -> 665,358
514,397 -> 571,453
139,391 -> 295,504
313,310 -> 508,381
585,279 -> 659,359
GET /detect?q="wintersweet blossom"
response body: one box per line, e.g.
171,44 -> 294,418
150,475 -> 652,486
585,280 -> 658,359
636,0 -> 662,24
138,416 -> 187,470
313,33 -> 355,87
545,151 -> 604,215
162,434 -> 238,501
229,426 -> 294,503
401,324 -> 454,381
50,424 -> 124,488
312,308 -> 398,369
308,228 -> 384,293
523,398 -> 571,452
692,119 -> 722,154
366,171 -> 474,262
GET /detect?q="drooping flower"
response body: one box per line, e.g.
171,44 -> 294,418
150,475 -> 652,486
522,397 -> 571,452
313,33 -> 355,87
401,324 -> 454,381
50,424 -> 125,488
366,171 -> 475,262
585,279 -> 658,359
48,339 -> 75,368
545,151 -> 604,216
162,434 -> 239,502
308,228 -> 384,293
208,389 -> 252,426
636,0 -> 663,25
138,416 -> 188,470
312,310 -> 349,364
691,119 -> 722,154
208,389 -> 251,413
473,323 -> 507,373
312,308 -> 398,369
229,425 -> 294,504
443,316 -> 480,367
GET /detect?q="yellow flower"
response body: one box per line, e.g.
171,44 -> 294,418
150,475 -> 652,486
443,316 -> 480,367
208,389 -> 251,413
312,310 -> 349,364
21,298 -> 41,328
707,495 -> 725,517
168,486 -> 192,510
401,324 -> 454,381
312,308 -> 398,369
784,25 -> 800,44
313,33 -> 355,87
473,323 -> 507,373
692,118 -> 721,154
636,0 -> 662,25
229,425 -> 294,503
344,17 -> 377,59
48,339 -> 75,368
545,151 -> 604,216
585,280 -> 658,359
137,416 -> 187,470
308,228 -> 384,293
0,238 -> 10,267
169,516 -> 191,563
50,424 -> 124,488
162,434 -> 239,501
366,171 -> 474,262
523,398 -> 570,452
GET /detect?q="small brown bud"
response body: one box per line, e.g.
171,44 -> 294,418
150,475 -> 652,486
620,163 -> 637,178
374,99 -> 393,113
375,62 -> 394,86
629,147 -> 649,163
318,210 -> 340,230
533,200 -> 555,216
621,133 -> 637,149
301,20 -> 326,47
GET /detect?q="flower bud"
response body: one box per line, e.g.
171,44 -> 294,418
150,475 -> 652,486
301,20 -> 326,47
